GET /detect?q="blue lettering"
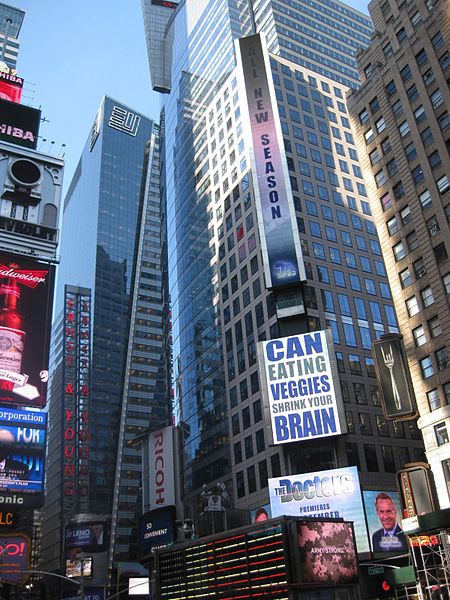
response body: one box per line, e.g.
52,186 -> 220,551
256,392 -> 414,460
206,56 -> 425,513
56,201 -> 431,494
275,415 -> 289,441
321,407 -> 336,434
271,205 -> 281,219
267,175 -> 276,188
320,374 -> 330,392
265,339 -> 284,361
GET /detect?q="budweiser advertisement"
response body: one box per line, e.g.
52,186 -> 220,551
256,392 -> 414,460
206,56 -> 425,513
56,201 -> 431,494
0,253 -> 55,408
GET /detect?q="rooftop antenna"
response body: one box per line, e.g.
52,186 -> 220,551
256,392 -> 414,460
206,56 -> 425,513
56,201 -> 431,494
38,138 -> 47,151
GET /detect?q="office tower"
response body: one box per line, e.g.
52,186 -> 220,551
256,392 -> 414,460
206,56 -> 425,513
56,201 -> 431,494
142,0 -> 426,527
0,2 -> 24,68
348,0 -> 450,507
41,97 -> 170,578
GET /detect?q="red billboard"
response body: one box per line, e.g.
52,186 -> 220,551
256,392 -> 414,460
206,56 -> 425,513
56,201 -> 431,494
0,253 -> 55,408
0,71 -> 23,103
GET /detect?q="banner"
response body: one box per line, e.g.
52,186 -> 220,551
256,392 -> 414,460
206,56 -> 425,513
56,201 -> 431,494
258,330 -> 345,444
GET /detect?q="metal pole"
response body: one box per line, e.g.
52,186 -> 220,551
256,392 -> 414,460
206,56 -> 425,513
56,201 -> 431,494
79,558 -> 85,600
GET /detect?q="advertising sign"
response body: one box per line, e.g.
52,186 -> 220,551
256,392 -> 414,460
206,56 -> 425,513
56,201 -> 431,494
0,98 -> 40,149
129,578 -> 150,596
66,557 -> 93,579
297,521 -> 358,585
250,503 -> 272,523
145,426 -> 175,509
0,62 -> 23,104
0,406 -> 46,507
139,506 -> 175,560
258,330 -> 345,444
0,532 -> 31,584
372,335 -> 416,420
0,254 -> 55,408
63,590 -> 104,600
363,490 -> 408,553
236,34 -> 305,289
64,521 -> 107,552
269,466 -> 369,553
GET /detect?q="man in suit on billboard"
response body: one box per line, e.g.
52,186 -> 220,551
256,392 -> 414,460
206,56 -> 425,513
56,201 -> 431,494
372,493 -> 407,552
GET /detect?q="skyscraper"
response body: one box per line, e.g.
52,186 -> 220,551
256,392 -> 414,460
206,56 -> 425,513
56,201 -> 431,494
0,2 -> 24,68
42,97 -> 170,578
142,0 -> 425,531
348,0 -> 450,507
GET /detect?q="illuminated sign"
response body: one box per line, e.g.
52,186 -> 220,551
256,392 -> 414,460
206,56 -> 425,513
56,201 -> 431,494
0,62 -> 23,103
363,490 -> 408,553
64,521 -> 107,552
0,532 -> 31,584
236,34 -> 305,289
139,506 -> 175,560
269,466 -> 370,553
65,557 -> 93,579
297,521 -> 358,585
63,286 -> 91,517
372,335 -> 416,420
151,0 -> 178,6
0,254 -> 55,409
156,521 -> 290,600
0,98 -> 40,149
258,330 -> 345,444
0,407 -> 47,507
146,426 -> 175,509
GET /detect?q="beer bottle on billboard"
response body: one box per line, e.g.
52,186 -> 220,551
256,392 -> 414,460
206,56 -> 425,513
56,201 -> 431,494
0,265 -> 25,391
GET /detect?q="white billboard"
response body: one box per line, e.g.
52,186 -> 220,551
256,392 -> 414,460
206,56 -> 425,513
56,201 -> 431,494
146,425 -> 175,509
258,330 -> 345,444
269,466 -> 370,553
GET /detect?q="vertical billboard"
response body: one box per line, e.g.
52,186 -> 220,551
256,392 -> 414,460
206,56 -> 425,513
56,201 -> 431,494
0,254 -> 55,408
268,466 -> 370,553
363,490 -> 408,553
0,532 -> 31,584
236,34 -> 305,289
258,330 -> 345,444
372,335 -> 416,420
62,286 -> 91,517
0,407 -> 46,507
296,521 -> 358,585
144,426 -> 175,509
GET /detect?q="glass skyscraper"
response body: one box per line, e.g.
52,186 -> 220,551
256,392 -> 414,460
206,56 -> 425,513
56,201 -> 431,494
142,0 -> 425,528
42,97 -> 170,577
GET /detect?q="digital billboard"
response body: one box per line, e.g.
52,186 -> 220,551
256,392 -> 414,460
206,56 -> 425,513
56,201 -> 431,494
269,466 -> 370,553
0,62 -> 23,104
64,521 -> 107,552
0,254 -> 55,408
0,98 -> 40,149
363,490 -> 408,553
139,506 -> 175,560
372,335 -> 416,420
250,503 -> 272,523
297,521 -> 358,585
0,407 -> 46,507
258,330 -> 345,444
0,532 -> 31,584
236,34 -> 305,289
66,557 -> 93,579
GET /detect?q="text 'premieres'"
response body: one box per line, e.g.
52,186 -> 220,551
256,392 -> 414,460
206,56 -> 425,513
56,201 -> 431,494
259,330 -> 344,444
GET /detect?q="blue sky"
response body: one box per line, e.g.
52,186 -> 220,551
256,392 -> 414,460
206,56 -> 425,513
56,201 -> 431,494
13,0 -> 369,193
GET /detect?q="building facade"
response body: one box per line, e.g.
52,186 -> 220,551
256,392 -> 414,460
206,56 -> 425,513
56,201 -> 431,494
348,0 -> 450,507
142,0 -> 426,530
0,2 -> 23,68
41,97 -> 170,578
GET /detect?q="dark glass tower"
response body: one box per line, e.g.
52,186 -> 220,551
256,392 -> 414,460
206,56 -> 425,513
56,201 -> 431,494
42,97 -> 170,575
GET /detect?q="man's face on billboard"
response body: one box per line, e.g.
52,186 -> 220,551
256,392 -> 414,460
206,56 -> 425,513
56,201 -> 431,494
376,499 -> 397,530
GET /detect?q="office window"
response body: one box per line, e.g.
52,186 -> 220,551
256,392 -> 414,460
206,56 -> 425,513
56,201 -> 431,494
400,267 -> 412,288
407,84 -> 419,102
400,206 -> 412,225
420,190 -> 432,210
427,215 -> 440,237
435,423 -> 449,446
437,175 -> 450,194
346,443 -> 361,470
386,80 -> 396,96
234,442 -> 242,464
413,258 -> 426,280
377,415 -> 389,436
438,112 -> 450,131
421,126 -> 434,146
392,99 -> 403,116
236,471 -> 245,497
393,181 -> 405,199
428,316 -> 442,339
413,325 -> 426,347
259,460 -> 268,489
421,286 -> 435,307
380,193 -> 393,211
436,347 -> 449,371
387,159 -> 398,176
370,148 -> 381,165
428,150 -> 441,170
393,241 -> 406,261
420,356 -> 434,378
255,429 -> 265,453
406,296 -> 419,316
364,445 -> 379,471
400,64 -> 412,81
415,48 -> 428,66
399,120 -> 410,137
376,117 -> 386,133
396,27 -> 407,43
381,446 -> 396,473
427,389 -> 441,411
406,231 -> 419,252
412,165 -> 424,185
359,413 -> 372,434
434,243 -> 448,265
364,128 -> 375,144
430,89 -> 444,109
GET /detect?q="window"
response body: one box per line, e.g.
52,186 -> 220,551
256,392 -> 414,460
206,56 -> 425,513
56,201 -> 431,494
414,106 -> 426,123
386,216 -> 398,236
399,120 -> 410,137
364,128 -> 375,144
427,389 -> 441,411
387,159 -> 398,176
413,258 -> 426,279
381,137 -> 392,154
437,175 -> 450,194
406,296 -> 419,316
359,413 -> 372,435
406,231 -> 419,252
400,268 -> 412,288
400,205 -> 412,224
415,48 -> 428,66
393,241 -> 406,261
376,117 -> 386,133
412,165 -> 424,185
429,150 -> 441,170
392,99 -> 403,116
438,112 -> 450,131
436,347 -> 449,370
427,215 -> 440,237
400,64 -> 412,81
420,189 -> 432,210
377,415 -> 389,437
423,68 -> 435,87
413,325 -> 426,347
428,316 -> 442,339
435,422 -> 449,446
375,170 -> 387,188
380,193 -> 393,211
434,243 -> 448,265
420,356 -> 434,378
370,148 -> 381,165
396,27 -> 407,43
421,127 -> 434,146
365,445 -> 379,471
382,446 -> 396,473
421,286 -> 435,307
430,89 -> 444,109
432,31 -> 445,50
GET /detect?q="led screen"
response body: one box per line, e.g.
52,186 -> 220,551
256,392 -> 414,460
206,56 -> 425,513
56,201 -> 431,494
297,521 -> 358,585
64,522 -> 107,552
66,557 -> 93,579
0,533 -> 31,584
0,98 -> 40,149
363,490 -> 408,553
